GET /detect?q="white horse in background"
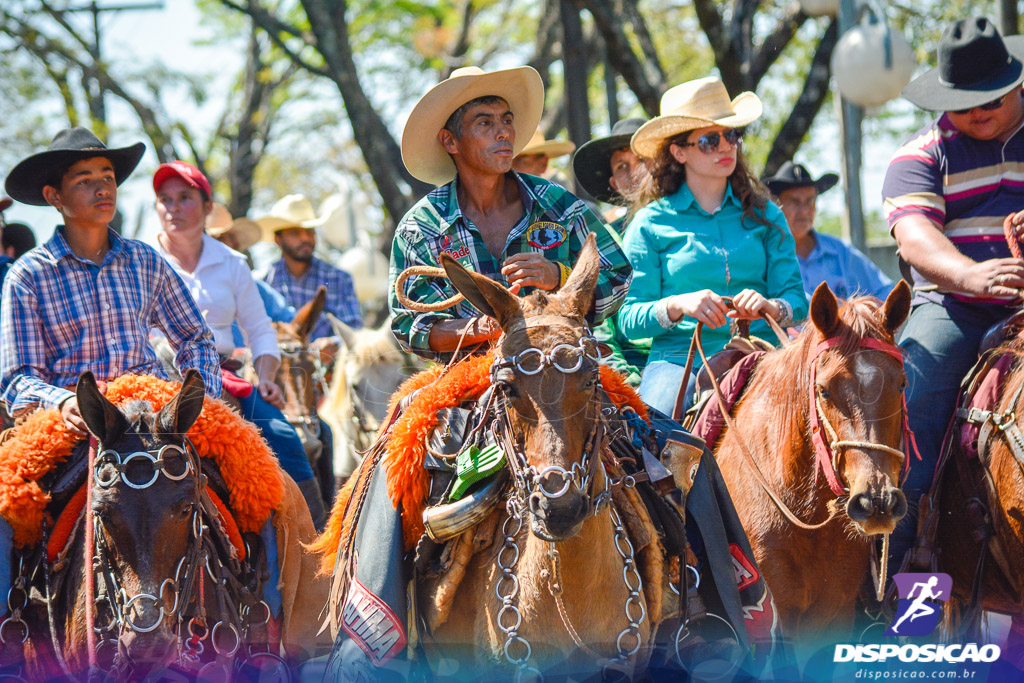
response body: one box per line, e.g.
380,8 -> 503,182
321,315 -> 422,480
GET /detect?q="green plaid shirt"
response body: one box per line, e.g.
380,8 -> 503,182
389,172 -> 632,361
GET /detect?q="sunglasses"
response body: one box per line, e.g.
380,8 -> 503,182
680,128 -> 745,154
952,93 -> 1007,115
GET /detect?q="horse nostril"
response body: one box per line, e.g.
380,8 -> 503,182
889,489 -> 908,520
846,493 -> 874,521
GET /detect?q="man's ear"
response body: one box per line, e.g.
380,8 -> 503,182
42,185 -> 62,210
438,128 -> 458,155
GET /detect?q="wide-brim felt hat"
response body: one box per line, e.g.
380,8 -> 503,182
631,77 -> 762,159
401,65 -> 545,186
516,130 -> 576,159
572,118 -> 647,203
903,17 -> 1024,111
763,161 -> 839,197
5,127 -> 145,206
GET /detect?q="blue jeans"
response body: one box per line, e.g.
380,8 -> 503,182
639,360 -> 697,416
892,299 -> 1014,561
237,390 -> 315,483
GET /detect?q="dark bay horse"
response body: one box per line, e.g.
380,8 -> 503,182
18,371 -> 287,681
712,282 -> 912,644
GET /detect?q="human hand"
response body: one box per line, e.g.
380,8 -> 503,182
60,397 -> 88,436
666,290 -> 729,328
1007,210 -> 1024,240
258,379 -> 285,409
728,289 -> 781,321
962,258 -> 1024,298
501,253 -> 560,291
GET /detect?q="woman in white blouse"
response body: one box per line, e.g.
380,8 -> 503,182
152,161 -> 325,526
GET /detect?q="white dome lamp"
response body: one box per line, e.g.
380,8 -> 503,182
831,3 -> 915,108
798,0 -> 839,17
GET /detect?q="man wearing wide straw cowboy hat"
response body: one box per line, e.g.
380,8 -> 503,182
882,17 -> 1024,570
390,65 -> 632,361
511,129 -> 576,177
258,193 -> 363,341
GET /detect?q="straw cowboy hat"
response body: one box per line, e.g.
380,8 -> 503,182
630,77 -> 762,159
515,130 -> 576,160
401,65 -> 545,186
5,127 -> 145,206
256,194 -> 325,243
902,17 -> 1024,111
572,118 -> 647,203
206,202 -> 260,252
762,161 -> 839,198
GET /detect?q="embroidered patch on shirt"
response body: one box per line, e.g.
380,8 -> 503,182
526,221 -> 567,249
436,234 -> 471,261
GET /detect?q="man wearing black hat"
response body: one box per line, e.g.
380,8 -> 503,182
881,17 -> 1024,567
764,161 -> 892,300
573,117 -> 651,384
0,127 -> 222,428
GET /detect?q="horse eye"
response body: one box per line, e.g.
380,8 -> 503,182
816,385 -> 830,400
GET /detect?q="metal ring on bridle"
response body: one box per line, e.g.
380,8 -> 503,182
534,466 -> 574,498
211,621 -> 241,657
0,617 -> 28,644
95,443 -> 193,489
122,593 -> 165,633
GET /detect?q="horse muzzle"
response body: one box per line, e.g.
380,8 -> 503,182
846,486 -> 907,534
527,489 -> 591,541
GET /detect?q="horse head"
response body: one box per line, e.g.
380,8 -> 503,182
806,280 -> 912,534
441,234 -> 604,541
76,370 -> 206,674
274,286 -> 327,458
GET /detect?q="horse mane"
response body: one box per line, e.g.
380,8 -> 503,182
744,296 -> 895,453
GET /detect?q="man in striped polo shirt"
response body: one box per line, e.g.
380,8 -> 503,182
883,17 -> 1024,565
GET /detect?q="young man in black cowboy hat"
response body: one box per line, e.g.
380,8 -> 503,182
882,17 -> 1024,567
0,126 -> 222,430
572,117 -> 651,384
763,161 -> 892,300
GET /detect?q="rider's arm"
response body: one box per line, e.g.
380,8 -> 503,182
426,317 -> 501,352
761,203 -> 808,325
232,263 -> 281,363
614,215 -> 678,341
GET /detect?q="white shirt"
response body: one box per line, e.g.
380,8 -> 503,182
156,234 -> 280,360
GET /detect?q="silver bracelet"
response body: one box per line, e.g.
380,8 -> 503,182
769,298 -> 794,327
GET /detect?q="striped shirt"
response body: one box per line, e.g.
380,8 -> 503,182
882,106 -> 1024,305
389,172 -> 633,361
0,227 -> 222,416
262,257 -> 363,341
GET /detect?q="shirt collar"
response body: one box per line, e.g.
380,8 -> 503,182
47,226 -> 124,266
434,171 -> 535,229
666,181 -> 739,214
808,231 -> 841,257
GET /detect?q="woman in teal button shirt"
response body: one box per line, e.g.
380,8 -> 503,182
617,77 -> 808,415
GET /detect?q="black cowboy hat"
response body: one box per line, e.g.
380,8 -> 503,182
4,127 -> 146,206
571,118 -> 647,204
762,161 -> 839,197
902,17 -> 1024,112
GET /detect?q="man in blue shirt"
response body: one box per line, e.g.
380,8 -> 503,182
764,161 -> 893,301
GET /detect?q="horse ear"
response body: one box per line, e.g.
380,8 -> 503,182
557,233 -> 600,318
157,369 -> 206,437
292,285 -> 327,340
327,312 -> 358,351
879,280 -> 911,336
76,371 -> 128,443
809,282 -> 841,337
440,253 -> 521,326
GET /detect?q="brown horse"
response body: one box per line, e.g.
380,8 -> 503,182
413,235 -> 670,677
17,371 -> 290,681
935,332 -> 1024,653
712,282 -> 912,644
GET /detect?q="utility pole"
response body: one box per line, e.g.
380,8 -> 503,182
61,1 -> 164,132
837,0 -> 866,253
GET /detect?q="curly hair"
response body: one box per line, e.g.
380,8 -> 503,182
624,130 -> 780,232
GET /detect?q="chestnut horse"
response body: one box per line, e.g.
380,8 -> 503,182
712,282 -> 912,644
416,235 -> 670,678
18,371 -> 289,681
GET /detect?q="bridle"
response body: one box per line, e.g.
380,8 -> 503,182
278,338 -> 327,440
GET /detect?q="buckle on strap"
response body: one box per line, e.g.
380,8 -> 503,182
958,407 -> 993,424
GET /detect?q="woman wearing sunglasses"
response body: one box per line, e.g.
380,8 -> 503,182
616,77 -> 807,415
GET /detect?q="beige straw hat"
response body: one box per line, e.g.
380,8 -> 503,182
256,194 -> 324,242
515,130 -> 576,159
401,66 -> 545,186
630,77 -> 762,159
205,202 -> 260,252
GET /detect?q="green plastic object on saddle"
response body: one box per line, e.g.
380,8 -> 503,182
449,443 -> 506,501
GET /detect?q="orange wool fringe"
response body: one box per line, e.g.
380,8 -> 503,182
47,485 -> 86,563
311,354 -> 650,571
0,375 -> 284,548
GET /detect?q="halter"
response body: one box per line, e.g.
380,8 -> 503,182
277,338 -> 328,438
808,337 -> 921,496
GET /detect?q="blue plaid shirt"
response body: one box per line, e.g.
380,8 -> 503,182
262,257 -> 363,340
0,227 -> 222,416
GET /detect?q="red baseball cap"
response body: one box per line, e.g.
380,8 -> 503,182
153,161 -> 212,199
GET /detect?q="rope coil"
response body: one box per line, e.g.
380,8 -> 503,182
394,265 -> 466,312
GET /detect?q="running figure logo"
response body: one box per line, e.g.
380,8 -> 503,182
885,573 -> 952,637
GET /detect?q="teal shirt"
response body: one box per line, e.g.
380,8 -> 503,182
617,182 -> 808,365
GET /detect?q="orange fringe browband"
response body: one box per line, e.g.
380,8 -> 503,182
311,353 -> 650,573
0,375 -> 284,548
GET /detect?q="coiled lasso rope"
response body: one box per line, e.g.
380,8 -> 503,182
394,265 -> 466,312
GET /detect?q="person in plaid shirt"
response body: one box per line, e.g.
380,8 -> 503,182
390,65 -> 632,361
257,194 -> 363,342
0,127 -> 221,431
